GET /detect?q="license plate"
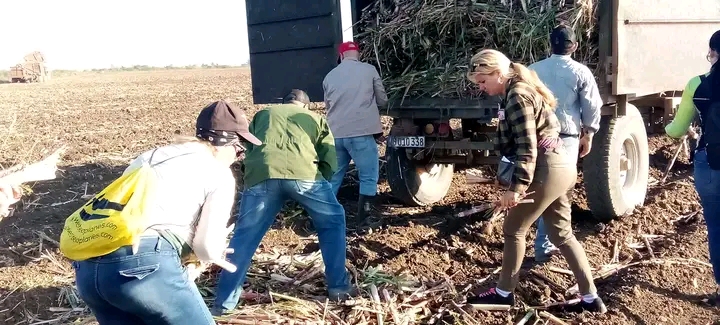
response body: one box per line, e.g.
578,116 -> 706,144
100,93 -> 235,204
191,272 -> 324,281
387,136 -> 426,148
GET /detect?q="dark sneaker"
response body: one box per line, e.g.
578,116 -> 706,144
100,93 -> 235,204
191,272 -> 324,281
701,289 -> 720,306
548,296 -> 607,314
466,288 -> 515,310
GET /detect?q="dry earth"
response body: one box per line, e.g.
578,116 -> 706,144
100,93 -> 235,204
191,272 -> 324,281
0,68 -> 718,324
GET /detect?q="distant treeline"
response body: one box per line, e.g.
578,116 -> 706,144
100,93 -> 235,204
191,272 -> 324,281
0,63 -> 249,79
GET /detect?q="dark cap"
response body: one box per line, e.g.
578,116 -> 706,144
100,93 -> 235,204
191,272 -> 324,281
195,100 -> 262,145
710,29 -> 720,51
282,89 -> 310,105
551,25 -> 576,47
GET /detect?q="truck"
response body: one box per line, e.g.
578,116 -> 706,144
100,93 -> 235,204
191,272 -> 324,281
242,0 -> 720,221
8,51 -> 50,83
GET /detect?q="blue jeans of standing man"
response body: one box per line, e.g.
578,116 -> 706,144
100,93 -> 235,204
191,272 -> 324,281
535,135 -> 580,261
74,236 -> 215,325
693,149 -> 720,284
212,179 -> 351,315
330,135 -> 380,196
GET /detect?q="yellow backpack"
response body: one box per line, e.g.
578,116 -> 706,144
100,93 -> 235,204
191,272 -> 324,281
60,149 -> 160,261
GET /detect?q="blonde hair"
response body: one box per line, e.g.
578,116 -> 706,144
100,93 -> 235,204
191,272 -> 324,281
172,134 -> 216,151
467,49 -> 557,109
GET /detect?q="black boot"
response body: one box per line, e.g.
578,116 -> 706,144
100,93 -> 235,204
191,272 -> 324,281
356,194 -> 375,222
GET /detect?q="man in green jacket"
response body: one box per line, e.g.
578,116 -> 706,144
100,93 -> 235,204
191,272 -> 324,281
212,89 -> 354,316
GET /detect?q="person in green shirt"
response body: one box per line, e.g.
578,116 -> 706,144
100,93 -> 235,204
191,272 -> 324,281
665,29 -> 720,305
212,89 -> 355,316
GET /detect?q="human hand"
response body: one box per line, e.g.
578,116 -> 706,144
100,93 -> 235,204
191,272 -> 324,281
374,132 -> 387,145
0,183 -> 22,218
184,247 -> 235,281
496,191 -> 520,209
186,261 -> 210,282
579,134 -> 593,158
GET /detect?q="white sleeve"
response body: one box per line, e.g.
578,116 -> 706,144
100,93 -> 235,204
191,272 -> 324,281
191,170 -> 237,262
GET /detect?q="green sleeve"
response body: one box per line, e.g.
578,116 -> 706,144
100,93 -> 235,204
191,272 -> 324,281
665,76 -> 701,138
315,117 -> 337,181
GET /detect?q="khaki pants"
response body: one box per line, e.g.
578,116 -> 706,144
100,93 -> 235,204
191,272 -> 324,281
497,148 -> 597,295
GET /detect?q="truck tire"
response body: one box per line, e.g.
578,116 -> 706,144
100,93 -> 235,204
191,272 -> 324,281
385,146 -> 454,206
582,103 -> 649,222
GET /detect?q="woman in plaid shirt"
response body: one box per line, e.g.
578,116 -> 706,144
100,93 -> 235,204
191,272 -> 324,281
464,49 -> 606,314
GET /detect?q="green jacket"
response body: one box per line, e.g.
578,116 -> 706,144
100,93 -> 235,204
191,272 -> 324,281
242,104 -> 337,189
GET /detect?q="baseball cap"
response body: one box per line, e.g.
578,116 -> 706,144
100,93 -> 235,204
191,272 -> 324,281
338,41 -> 359,55
550,25 -> 576,47
282,89 -> 310,105
195,100 -> 262,145
710,29 -> 720,51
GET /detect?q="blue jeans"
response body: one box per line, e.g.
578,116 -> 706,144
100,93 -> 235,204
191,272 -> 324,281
535,135 -> 579,260
212,179 -> 351,314
74,236 -> 215,325
694,149 -> 720,284
330,135 -> 380,196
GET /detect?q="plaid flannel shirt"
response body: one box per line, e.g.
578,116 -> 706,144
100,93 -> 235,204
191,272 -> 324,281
497,80 -> 562,194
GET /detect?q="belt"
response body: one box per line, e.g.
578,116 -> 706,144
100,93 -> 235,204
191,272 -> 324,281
87,236 -> 177,262
560,133 -> 579,138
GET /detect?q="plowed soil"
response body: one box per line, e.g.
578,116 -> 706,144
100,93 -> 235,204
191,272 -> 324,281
0,68 -> 718,324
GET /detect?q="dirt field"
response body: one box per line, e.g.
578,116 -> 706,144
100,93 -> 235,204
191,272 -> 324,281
0,68 -> 718,325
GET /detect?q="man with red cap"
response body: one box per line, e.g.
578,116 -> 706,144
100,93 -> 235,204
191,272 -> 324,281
322,41 -> 388,225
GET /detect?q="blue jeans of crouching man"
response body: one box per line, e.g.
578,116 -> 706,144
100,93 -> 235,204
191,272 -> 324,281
73,236 -> 215,325
693,149 -> 720,284
535,135 -> 580,261
212,179 -> 352,315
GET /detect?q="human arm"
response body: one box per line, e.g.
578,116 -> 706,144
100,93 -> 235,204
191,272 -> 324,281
191,171 -> 236,266
372,67 -> 388,107
578,67 -> 603,135
505,89 -> 538,194
665,76 -> 702,138
322,76 -> 332,112
316,117 -> 338,181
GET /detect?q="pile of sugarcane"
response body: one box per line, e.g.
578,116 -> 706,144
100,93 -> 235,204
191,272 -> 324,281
354,0 -> 598,102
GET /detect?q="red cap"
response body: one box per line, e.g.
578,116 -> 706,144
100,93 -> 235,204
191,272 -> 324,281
338,41 -> 359,55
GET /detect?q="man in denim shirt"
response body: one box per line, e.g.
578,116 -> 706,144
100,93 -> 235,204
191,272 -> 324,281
528,25 -> 603,262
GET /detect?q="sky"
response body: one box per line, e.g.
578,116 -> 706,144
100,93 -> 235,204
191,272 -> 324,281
0,0 -> 250,70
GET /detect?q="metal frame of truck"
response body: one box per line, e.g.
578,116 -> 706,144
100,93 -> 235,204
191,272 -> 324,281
243,0 -> 720,221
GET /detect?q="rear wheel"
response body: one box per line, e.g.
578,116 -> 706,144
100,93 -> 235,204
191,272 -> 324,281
582,103 -> 649,221
385,146 -> 454,206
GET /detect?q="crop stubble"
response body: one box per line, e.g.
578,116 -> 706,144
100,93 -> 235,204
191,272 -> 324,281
0,69 -> 717,324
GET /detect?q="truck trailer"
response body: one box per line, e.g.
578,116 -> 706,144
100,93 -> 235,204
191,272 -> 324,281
242,0 -> 720,221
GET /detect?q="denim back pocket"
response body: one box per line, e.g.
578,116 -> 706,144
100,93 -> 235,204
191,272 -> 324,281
119,264 -> 160,280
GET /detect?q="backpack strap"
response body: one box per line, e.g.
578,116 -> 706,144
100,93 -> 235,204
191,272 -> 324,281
147,148 -> 195,168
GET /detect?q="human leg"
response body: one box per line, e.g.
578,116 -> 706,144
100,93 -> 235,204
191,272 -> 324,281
213,180 -> 287,314
467,167 -> 565,307
467,151 -> 578,307
495,168 -> 573,292
693,149 -> 720,284
539,166 -> 606,313
543,187 -> 595,295
77,236 -> 217,325
74,261 -> 146,325
286,179 -> 352,299
346,135 -> 380,220
534,136 -> 579,261
330,138 -> 351,196
533,216 -> 558,262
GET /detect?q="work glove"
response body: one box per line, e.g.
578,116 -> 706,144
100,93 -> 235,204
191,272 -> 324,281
373,132 -> 386,145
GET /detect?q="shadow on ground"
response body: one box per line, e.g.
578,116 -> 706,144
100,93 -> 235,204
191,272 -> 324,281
0,162 -> 125,324
0,162 -> 126,270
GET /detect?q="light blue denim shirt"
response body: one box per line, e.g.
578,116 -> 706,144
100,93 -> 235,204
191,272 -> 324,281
528,54 -> 603,136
